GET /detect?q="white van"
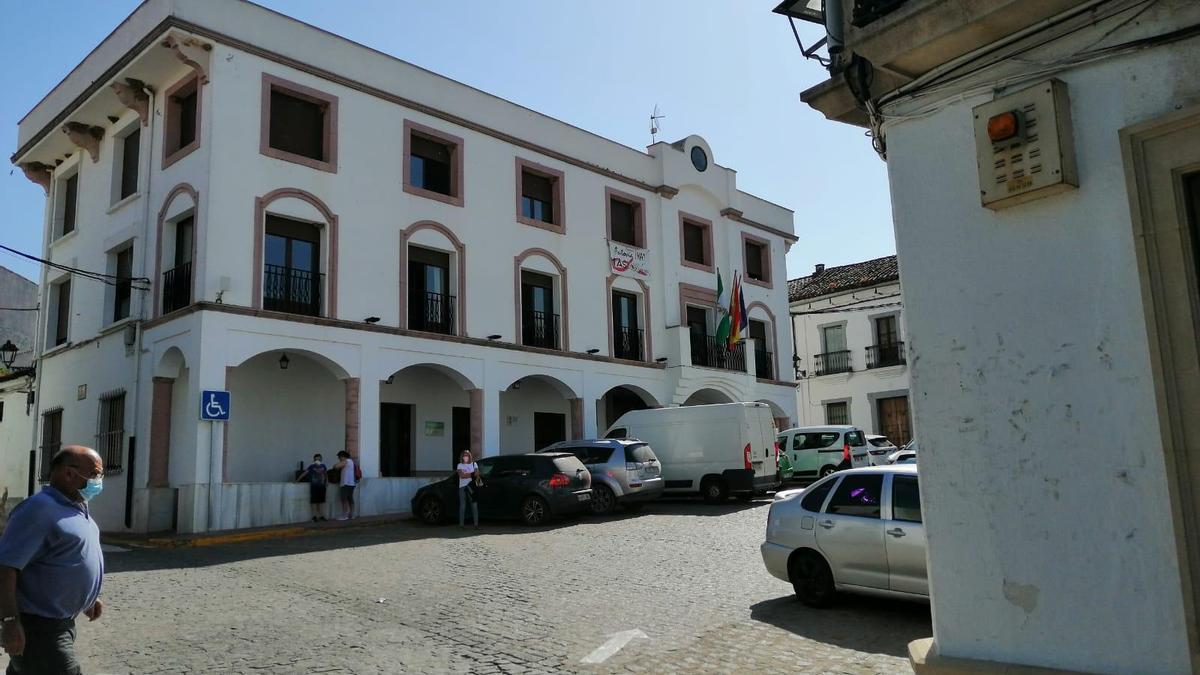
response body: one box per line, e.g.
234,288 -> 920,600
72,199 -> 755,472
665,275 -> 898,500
603,402 -> 780,502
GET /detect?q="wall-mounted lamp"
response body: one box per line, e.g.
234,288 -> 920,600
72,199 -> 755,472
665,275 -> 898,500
364,316 -> 380,324
487,334 -> 502,341
511,379 -> 521,390
792,354 -> 802,380
654,357 -> 668,364
385,375 -> 395,385
0,340 -> 17,369
586,348 -> 600,355
278,353 -> 290,370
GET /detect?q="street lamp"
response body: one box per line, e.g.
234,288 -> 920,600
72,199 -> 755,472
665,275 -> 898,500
0,340 -> 18,369
278,353 -> 290,370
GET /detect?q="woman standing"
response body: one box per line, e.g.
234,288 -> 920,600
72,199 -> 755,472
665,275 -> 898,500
456,450 -> 481,528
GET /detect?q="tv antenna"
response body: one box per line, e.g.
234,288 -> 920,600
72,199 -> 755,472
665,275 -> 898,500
650,104 -> 666,144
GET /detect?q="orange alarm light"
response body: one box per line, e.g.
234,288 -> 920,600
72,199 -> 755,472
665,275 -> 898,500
987,111 -> 1021,142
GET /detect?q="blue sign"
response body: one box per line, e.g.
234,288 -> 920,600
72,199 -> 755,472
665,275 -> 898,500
201,390 -> 230,421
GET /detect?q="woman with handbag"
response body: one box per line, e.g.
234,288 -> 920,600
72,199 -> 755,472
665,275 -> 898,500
456,450 -> 481,528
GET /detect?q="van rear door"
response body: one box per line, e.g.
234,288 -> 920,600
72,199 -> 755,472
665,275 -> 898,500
747,407 -> 779,485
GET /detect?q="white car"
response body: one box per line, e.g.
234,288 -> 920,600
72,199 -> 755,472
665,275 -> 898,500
761,465 -> 926,606
776,425 -> 871,479
888,439 -> 918,465
865,434 -> 898,466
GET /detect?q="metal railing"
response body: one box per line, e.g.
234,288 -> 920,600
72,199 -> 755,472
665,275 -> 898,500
263,264 -> 324,317
522,310 -> 560,350
755,349 -> 774,380
161,262 -> 191,314
410,291 -> 456,335
866,341 -> 906,368
613,326 -> 644,361
815,350 -> 852,376
691,335 -> 746,372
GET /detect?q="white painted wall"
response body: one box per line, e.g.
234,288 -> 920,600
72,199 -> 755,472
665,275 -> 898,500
499,378 -> 572,454
0,381 -> 33,499
379,366 -> 470,473
881,10 -> 1200,672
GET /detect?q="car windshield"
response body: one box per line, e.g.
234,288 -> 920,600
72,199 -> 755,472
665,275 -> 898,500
552,455 -> 587,474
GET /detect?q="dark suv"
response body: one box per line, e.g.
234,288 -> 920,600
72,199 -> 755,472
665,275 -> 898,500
412,453 -> 592,526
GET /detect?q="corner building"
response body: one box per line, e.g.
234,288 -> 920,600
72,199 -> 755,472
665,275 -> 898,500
13,0 -> 798,533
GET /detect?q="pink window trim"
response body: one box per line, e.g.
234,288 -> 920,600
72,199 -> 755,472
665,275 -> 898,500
399,220 -> 467,336
606,275 -> 652,362
403,119 -> 464,207
513,248 -> 569,350
677,283 -> 717,328
153,183 -> 199,318
259,73 -> 339,174
515,157 -> 566,234
678,212 -> 715,273
251,188 -> 339,318
741,231 -> 773,288
161,74 -> 201,170
605,186 -> 647,249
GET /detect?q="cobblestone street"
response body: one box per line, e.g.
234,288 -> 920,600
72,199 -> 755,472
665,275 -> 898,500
2,498 -> 930,674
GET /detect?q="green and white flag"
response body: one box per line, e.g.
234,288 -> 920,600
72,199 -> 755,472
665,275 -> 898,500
715,267 -> 732,343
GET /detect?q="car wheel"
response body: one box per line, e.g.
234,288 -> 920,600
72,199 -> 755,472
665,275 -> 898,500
590,484 -> 617,516
418,496 -> 443,525
700,478 -> 727,504
790,551 -> 836,608
521,495 -> 550,526
819,465 -> 838,478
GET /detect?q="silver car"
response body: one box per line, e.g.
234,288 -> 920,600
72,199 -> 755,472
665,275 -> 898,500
538,439 -> 664,515
760,465 -> 926,607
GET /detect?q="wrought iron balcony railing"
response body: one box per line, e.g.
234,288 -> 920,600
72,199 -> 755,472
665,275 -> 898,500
161,262 -> 191,315
263,264 -> 324,317
815,350 -> 852,376
866,341 -> 906,368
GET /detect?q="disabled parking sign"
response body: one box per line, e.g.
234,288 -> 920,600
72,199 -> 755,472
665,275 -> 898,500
201,390 -> 231,421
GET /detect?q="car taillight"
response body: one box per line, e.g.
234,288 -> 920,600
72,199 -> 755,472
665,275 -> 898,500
548,473 -> 570,488
843,443 -> 851,462
744,443 -> 753,470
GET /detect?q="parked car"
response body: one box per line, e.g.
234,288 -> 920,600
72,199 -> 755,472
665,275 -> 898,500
866,435 -> 898,466
537,439 -> 664,515
888,439 -> 919,465
776,426 -> 870,479
761,465 -> 926,607
412,453 -> 592,526
604,402 -> 781,503
773,486 -> 806,502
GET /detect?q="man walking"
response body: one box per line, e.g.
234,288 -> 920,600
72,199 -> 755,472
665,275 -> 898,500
0,446 -> 106,675
332,450 -> 357,521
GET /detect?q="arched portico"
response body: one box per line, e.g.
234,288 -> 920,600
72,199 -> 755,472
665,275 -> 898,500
379,363 -> 478,475
597,384 -> 660,432
682,387 -> 736,406
500,373 -> 580,452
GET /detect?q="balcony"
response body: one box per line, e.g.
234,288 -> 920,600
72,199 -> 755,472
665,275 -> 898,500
263,264 -> 323,317
522,310 -> 560,350
755,349 -> 775,380
866,341 -> 906,368
691,335 -> 747,372
409,291 -> 456,336
815,350 -> 852,376
613,326 -> 645,361
161,262 -> 191,315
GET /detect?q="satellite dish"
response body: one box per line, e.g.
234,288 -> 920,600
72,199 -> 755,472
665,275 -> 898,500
650,104 -> 666,143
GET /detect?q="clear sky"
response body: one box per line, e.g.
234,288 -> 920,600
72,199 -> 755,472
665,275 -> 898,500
0,0 -> 893,286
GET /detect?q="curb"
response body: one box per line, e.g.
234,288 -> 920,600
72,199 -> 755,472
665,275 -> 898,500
103,514 -> 411,549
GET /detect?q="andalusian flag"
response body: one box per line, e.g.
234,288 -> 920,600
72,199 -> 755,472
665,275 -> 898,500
715,268 -> 732,342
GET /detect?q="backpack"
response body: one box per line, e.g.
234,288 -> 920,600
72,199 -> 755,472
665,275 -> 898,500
353,461 -> 363,482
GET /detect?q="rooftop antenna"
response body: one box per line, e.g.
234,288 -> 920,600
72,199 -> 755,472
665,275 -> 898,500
650,104 -> 666,144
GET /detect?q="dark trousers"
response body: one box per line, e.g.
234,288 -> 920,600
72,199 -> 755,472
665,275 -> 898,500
5,614 -> 80,675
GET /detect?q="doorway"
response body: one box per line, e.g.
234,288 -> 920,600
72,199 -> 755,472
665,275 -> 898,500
876,396 -> 912,446
534,412 -> 566,451
452,406 -> 471,466
380,403 -> 413,477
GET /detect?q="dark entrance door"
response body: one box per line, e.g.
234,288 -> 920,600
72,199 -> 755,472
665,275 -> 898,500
452,406 -> 471,467
877,396 -> 912,447
380,403 -> 413,477
534,412 -> 566,451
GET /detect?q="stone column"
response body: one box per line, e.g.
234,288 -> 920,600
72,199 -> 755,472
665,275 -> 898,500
570,398 -> 584,440
469,388 -> 484,458
482,387 -> 501,456
148,377 -> 174,487
344,378 -> 361,458
356,377 -> 380,477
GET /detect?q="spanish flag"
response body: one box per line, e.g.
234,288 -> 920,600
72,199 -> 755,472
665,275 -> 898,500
728,272 -> 748,346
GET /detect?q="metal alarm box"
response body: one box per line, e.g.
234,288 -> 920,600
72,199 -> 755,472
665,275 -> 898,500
973,79 -> 1077,210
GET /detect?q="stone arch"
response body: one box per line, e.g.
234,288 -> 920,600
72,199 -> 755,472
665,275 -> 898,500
598,384 -> 661,431
231,347 -> 352,381
154,346 -> 187,379
682,386 -> 736,406
513,247 -> 570,351
399,220 -> 467,336
252,187 -> 339,317
154,183 -> 198,317
504,373 -> 579,399
385,362 -> 477,391
756,398 -> 791,429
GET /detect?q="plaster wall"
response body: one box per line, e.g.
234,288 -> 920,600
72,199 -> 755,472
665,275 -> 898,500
379,367 -> 470,473
499,378 -> 572,454
0,383 -> 33,499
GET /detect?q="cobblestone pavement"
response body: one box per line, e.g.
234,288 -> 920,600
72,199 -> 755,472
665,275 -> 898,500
2,498 -> 930,674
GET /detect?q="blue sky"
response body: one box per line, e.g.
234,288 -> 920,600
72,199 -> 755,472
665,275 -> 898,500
0,0 -> 892,285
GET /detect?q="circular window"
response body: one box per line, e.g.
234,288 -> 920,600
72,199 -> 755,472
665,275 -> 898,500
690,146 -> 708,172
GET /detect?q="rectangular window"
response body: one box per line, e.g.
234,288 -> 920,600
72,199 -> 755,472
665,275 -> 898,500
825,401 -> 849,425
744,238 -> 770,283
97,391 -> 126,474
263,215 -> 322,317
610,199 -> 638,246
52,279 -> 71,347
269,89 -> 326,161
749,319 -> 772,379
825,473 -> 883,518
410,135 -> 453,195
682,221 -> 709,266
61,173 -> 79,236
612,290 -> 642,361
119,127 -> 140,200
875,315 -> 898,346
892,475 -> 922,523
113,247 -> 133,322
822,324 -> 846,353
0,401 -> 5,423
164,76 -> 199,165
408,246 -> 454,335
515,159 -> 564,232
522,171 -> 554,223
521,271 -> 558,349
39,408 -> 62,482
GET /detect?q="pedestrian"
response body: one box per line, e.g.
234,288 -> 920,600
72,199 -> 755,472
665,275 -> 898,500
0,445 -> 106,675
296,453 -> 329,522
332,451 -> 357,521
456,450 -> 482,529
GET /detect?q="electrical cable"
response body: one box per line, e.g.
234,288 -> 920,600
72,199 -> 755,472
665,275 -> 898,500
791,301 -> 903,316
0,244 -> 150,290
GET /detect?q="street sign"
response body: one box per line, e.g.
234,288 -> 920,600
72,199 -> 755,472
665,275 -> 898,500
201,390 -> 230,421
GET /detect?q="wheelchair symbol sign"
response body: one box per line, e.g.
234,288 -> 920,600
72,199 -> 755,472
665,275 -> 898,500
201,390 -> 230,421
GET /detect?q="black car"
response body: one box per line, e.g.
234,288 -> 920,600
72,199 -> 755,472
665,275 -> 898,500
411,453 -> 593,526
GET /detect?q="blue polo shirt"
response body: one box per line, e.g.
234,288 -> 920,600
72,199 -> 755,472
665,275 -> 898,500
0,485 -> 104,620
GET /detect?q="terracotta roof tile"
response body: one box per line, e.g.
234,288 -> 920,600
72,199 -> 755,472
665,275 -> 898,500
788,255 -> 898,302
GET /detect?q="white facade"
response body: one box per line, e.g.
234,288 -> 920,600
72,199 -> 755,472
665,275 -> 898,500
13,0 -> 797,534
0,374 -> 34,501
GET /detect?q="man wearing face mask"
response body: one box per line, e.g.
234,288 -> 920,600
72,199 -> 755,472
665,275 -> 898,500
0,445 -> 106,675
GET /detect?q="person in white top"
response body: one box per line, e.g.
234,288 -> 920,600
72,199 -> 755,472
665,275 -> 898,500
456,450 -> 482,528
333,450 -> 357,521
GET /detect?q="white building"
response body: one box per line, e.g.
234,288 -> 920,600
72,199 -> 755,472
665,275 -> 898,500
789,256 -> 910,445
781,0 -> 1200,672
0,266 -> 37,502
12,0 -> 798,534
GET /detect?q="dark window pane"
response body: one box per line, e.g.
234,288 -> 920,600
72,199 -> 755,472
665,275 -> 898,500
846,431 -> 865,446
749,319 -> 767,342
875,315 -> 898,345
55,280 -> 71,346
120,127 -> 140,199
624,444 -> 655,463
98,392 -> 126,473
892,476 -> 922,523
114,248 -> 133,322
174,217 -> 194,267
522,171 -> 554,224
797,432 -> 841,450
683,222 -> 706,264
265,234 -> 288,268
826,473 -> 883,518
410,135 -> 453,195
62,174 -> 78,235
745,241 -> 766,280
610,199 -> 637,245
801,478 -> 836,512
177,89 -> 197,148
269,89 -> 325,161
